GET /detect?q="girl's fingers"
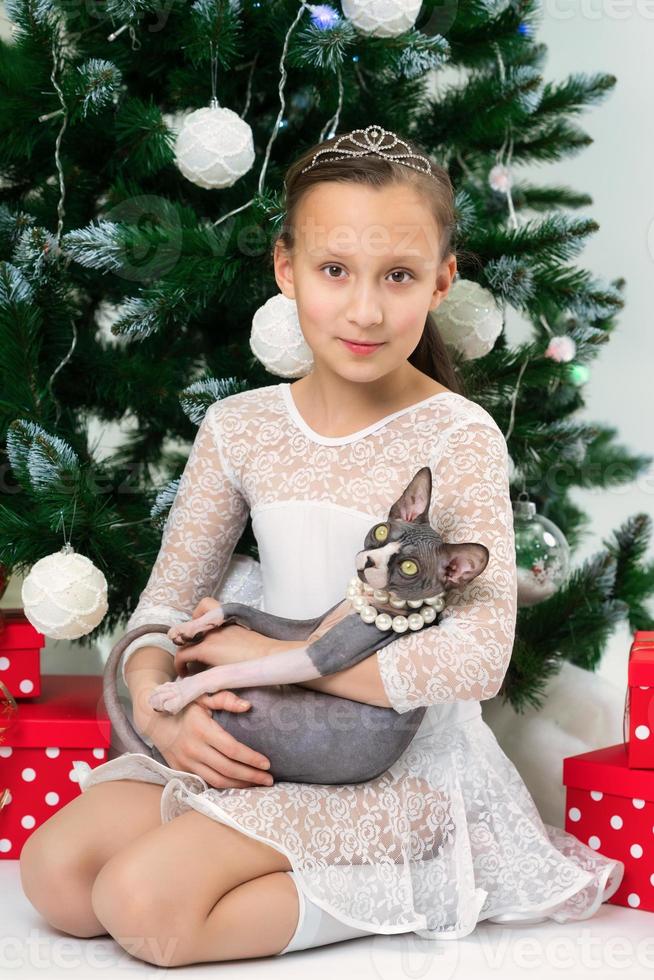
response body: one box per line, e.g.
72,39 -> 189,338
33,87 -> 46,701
175,648 -> 206,676
198,725 -> 274,785
166,702 -> 272,788
191,759 -> 262,789
203,747 -> 273,786
197,700 -> 273,780
196,690 -> 250,713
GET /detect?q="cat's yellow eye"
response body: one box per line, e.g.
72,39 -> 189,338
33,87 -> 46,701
400,559 -> 418,575
373,524 -> 388,542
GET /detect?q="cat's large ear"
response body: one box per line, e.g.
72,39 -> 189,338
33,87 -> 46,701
388,466 -> 432,524
439,543 -> 489,590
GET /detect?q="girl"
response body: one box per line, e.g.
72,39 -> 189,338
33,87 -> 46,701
19,127 -> 623,966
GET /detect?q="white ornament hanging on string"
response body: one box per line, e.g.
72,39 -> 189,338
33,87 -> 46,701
432,278 -> 504,359
513,493 -> 571,607
341,0 -> 422,37
21,543 -> 108,640
250,293 -> 314,378
174,101 -> 255,189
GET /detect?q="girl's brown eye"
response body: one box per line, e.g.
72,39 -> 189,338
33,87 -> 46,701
374,524 -> 388,542
400,559 -> 418,575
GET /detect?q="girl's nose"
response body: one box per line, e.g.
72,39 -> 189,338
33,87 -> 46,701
344,280 -> 383,327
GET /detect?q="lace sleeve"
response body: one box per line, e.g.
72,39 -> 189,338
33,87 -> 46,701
375,418 -> 517,712
119,401 -> 250,686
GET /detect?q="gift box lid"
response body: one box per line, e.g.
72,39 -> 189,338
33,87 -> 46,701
1,674 -> 110,749
563,742 -> 654,802
0,607 -> 45,649
628,631 -> 654,686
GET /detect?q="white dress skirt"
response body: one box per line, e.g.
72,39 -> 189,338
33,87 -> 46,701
73,697 -> 624,942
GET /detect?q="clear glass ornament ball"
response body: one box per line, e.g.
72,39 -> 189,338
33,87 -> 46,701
513,494 -> 570,607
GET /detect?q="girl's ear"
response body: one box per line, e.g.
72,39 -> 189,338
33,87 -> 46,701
429,252 -> 457,311
273,239 -> 296,300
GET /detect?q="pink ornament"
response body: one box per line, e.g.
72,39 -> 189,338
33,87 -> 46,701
545,335 -> 576,363
488,163 -> 512,193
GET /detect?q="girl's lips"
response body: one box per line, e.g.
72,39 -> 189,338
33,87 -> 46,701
339,338 -> 385,355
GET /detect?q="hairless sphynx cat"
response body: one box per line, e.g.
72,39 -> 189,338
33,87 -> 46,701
103,466 -> 489,784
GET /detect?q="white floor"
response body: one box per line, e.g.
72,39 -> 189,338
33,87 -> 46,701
3,861 -> 652,979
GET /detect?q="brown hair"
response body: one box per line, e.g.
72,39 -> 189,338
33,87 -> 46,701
271,129 -> 465,396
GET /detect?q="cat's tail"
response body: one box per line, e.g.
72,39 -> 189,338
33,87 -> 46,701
103,625 -> 173,756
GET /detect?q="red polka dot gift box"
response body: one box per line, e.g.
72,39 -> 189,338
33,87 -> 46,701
0,673 -> 110,860
627,631 -> 654,769
563,742 -> 653,912
0,608 -> 46,699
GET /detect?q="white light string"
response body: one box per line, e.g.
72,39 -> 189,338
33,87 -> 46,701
212,0 -> 317,227
490,41 -> 559,472
35,26 -> 78,424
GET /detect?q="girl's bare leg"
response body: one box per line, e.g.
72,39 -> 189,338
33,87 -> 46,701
19,780 -> 164,938
188,870 -> 300,962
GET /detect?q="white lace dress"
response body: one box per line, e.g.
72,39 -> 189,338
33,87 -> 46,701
75,382 -> 624,940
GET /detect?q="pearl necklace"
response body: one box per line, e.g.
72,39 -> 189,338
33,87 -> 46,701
346,576 -> 446,633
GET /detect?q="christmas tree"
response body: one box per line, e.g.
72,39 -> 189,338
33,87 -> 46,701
0,0 -> 652,712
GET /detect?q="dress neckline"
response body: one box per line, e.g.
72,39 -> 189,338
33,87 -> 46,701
279,381 -> 458,446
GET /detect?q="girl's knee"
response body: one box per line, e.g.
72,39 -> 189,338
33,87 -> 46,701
20,834 -> 103,937
91,853 -> 181,947
91,858 -> 188,966
20,827 -> 70,903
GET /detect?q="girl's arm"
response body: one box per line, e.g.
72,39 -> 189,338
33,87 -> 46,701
374,419 -> 518,713
124,644 -> 178,742
266,637 -> 391,708
292,648 -> 391,707
117,402 -> 250,687
166,618 -> 391,708
172,603 -> 393,708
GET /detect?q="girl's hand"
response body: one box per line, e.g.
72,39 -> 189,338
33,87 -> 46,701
134,687 -> 274,789
175,599 -> 272,677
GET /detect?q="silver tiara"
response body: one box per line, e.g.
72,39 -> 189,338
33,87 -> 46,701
300,124 -> 434,178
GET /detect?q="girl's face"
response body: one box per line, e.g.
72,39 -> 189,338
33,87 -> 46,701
274,181 -> 456,380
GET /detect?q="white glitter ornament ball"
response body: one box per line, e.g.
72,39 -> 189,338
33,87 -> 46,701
250,293 -> 314,378
174,105 -> 255,189
21,544 -> 108,640
342,0 -> 422,36
433,278 -> 503,360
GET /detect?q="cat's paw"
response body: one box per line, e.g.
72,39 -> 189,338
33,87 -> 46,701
148,680 -> 192,715
166,622 -> 207,646
167,606 -> 225,645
